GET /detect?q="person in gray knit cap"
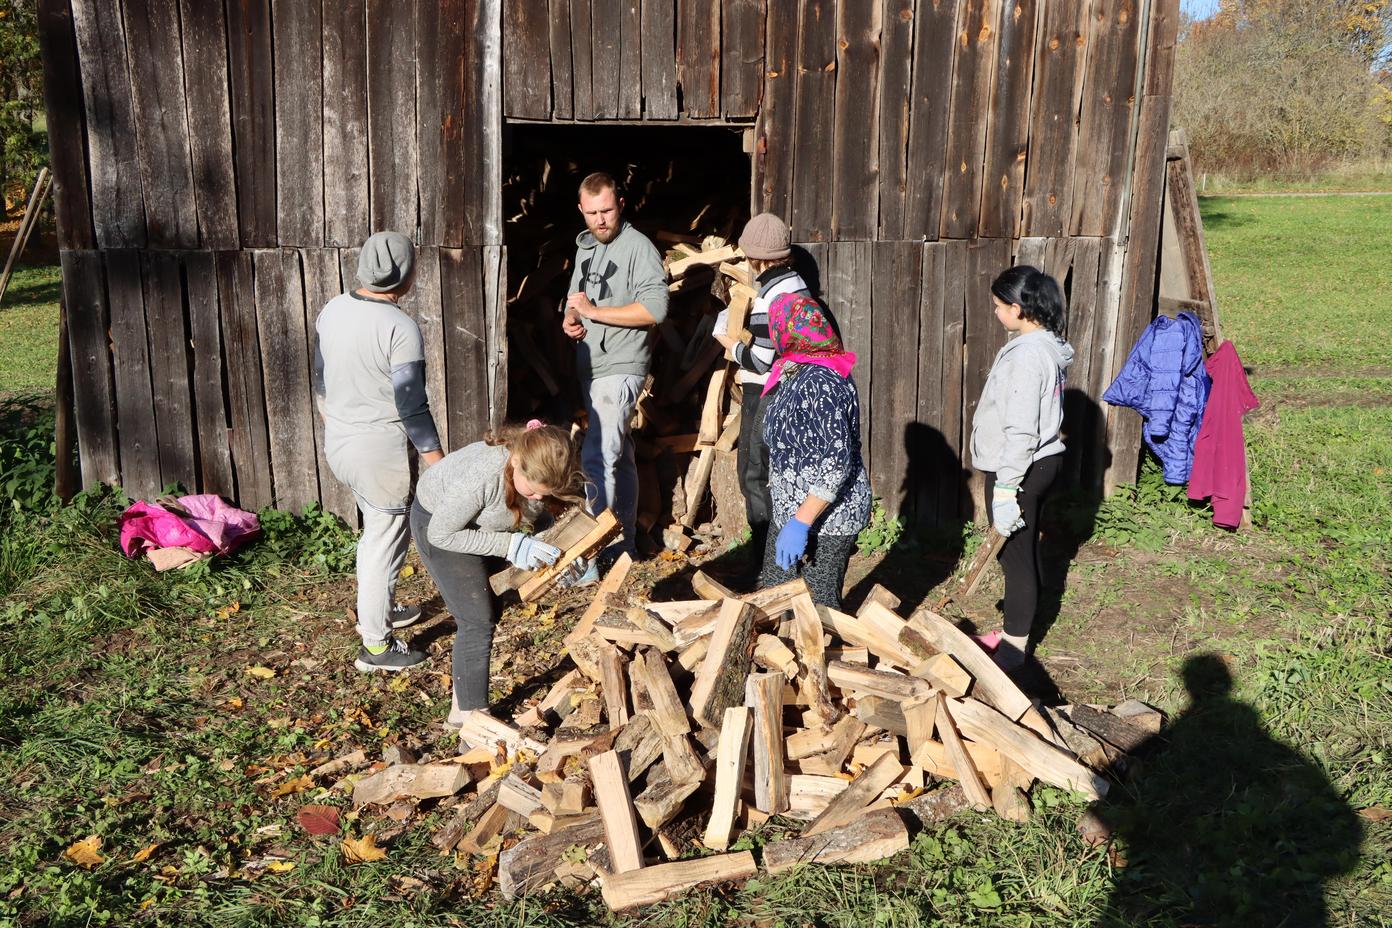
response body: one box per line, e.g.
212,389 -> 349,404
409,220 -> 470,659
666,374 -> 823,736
314,230 -> 444,672
561,172 -> 669,566
713,212 -> 812,571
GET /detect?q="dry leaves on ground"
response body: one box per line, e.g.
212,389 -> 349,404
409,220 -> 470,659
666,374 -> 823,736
341,833 -> 387,864
297,804 -> 341,835
271,774 -> 314,798
64,835 -> 104,868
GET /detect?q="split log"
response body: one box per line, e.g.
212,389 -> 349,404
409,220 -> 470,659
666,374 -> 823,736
689,570 -> 736,600
946,697 -> 1108,800
697,365 -> 729,446
457,800 -> 522,856
752,634 -> 798,677
851,694 -> 910,736
630,648 -> 692,736
787,713 -> 867,761
529,808 -> 597,835
911,738 -> 1007,789
588,750 -> 645,874
791,593 -> 841,724
911,653 -> 973,698
898,784 -> 970,828
902,695 -> 939,755
828,661 -> 933,702
992,757 -> 1034,823
703,706 -> 752,851
352,763 -> 471,806
536,669 -> 587,726
661,734 -> 706,784
786,773 -> 851,818
498,816 -> 607,899
688,599 -> 756,725
932,528 -> 1006,610
597,643 -> 631,726
518,509 -> 622,602
667,244 -> 740,278
1110,699 -> 1164,734
714,406 -> 742,453
541,776 -> 591,815
613,713 -> 664,781
818,605 -> 917,667
497,770 -> 544,817
763,807 -> 909,874
490,508 -> 596,595
599,850 -> 757,913
643,600 -> 719,626
679,448 -> 716,530
633,762 -> 703,830
1067,704 -> 1152,754
624,608 -> 679,652
795,715 -> 868,776
858,584 -> 902,614
457,711 -> 546,757
803,753 -> 904,837
431,776 -> 503,851
745,672 -> 787,814
935,693 -> 993,809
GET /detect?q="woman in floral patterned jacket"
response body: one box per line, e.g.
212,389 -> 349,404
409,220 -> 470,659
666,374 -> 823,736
756,293 -> 871,608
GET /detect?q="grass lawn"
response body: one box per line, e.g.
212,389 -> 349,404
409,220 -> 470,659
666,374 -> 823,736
0,263 -> 62,396
0,196 -> 1389,926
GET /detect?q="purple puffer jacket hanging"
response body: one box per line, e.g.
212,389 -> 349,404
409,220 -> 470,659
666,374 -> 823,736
1103,311 -> 1212,484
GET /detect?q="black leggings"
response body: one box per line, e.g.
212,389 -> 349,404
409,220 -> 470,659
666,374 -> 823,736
410,500 -> 498,711
736,382 -> 772,551
983,454 -> 1062,638
757,526 -> 857,609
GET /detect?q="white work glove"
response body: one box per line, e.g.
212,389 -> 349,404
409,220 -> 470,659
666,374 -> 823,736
991,484 -> 1025,537
507,533 -> 562,571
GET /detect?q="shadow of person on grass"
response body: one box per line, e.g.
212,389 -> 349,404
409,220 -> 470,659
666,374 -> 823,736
1096,654 -> 1362,927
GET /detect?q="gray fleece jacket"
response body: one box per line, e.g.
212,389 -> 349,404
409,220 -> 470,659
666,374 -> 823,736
569,221 -> 670,380
970,329 -> 1075,487
413,442 -> 544,556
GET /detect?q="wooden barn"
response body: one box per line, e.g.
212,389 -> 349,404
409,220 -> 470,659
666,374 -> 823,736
36,0 -> 1178,532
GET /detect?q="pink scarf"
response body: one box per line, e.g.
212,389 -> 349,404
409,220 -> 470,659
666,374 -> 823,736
761,293 -> 857,396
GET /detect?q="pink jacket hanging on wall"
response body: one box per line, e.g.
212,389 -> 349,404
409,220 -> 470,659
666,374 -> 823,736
1187,341 -> 1258,529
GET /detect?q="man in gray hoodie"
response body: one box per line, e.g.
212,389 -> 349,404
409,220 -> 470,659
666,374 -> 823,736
561,172 -> 669,555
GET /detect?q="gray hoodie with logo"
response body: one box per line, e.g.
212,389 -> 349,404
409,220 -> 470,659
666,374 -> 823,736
970,329 -> 1076,487
568,220 -> 670,380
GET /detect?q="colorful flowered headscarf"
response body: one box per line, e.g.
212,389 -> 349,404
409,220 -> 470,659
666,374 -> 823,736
761,293 -> 857,396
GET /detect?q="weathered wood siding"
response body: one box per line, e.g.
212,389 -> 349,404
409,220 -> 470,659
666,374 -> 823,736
40,0 -> 1175,526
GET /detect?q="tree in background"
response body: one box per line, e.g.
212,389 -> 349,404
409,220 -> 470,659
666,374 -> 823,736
0,0 -> 46,212
1176,0 -> 1392,174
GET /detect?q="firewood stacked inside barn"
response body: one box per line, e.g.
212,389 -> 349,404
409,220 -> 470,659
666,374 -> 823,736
322,544 -> 1159,912
502,126 -> 756,552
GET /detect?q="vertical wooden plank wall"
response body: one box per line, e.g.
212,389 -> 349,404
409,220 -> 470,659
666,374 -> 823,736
43,0 -> 1175,524
43,0 -> 504,519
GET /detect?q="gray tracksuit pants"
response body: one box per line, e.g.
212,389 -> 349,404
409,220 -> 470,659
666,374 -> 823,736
581,373 -> 644,550
326,427 -> 412,646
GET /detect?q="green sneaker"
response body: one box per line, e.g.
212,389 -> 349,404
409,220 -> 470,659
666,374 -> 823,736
354,636 -> 427,672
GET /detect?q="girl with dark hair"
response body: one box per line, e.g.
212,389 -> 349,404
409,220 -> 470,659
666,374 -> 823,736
757,293 -> 871,608
969,265 -> 1075,670
410,421 -> 588,725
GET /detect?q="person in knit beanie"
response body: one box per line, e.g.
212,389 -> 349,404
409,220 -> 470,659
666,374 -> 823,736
712,213 -> 814,573
313,231 -> 444,673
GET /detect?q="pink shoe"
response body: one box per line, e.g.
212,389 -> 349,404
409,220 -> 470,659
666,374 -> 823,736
972,630 -> 1003,653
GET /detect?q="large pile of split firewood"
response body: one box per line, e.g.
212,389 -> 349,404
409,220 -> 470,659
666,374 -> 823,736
337,535 -> 1161,913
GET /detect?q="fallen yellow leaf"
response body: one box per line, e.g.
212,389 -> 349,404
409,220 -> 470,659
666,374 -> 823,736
341,833 -> 387,864
132,842 -> 160,863
64,835 -> 104,868
267,716 -> 292,729
223,697 -> 244,710
399,564 -> 415,578
247,666 -> 277,680
138,898 -> 155,911
215,601 -> 241,619
271,775 -> 314,798
388,674 -> 411,693
265,860 -> 296,873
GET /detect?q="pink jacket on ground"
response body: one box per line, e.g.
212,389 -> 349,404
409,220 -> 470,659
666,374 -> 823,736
1187,341 -> 1258,529
118,494 -> 261,558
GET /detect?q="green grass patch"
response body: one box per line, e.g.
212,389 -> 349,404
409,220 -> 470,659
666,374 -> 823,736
1200,195 -> 1392,373
1197,170 -> 1392,195
0,263 -> 62,396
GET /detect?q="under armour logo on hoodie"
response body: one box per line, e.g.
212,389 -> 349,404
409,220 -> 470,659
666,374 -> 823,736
581,256 -> 619,302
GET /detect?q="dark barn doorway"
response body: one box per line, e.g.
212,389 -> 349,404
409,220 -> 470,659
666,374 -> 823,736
501,124 -> 752,424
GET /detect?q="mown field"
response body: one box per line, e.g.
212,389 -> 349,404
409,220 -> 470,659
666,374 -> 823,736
0,195 -> 1388,927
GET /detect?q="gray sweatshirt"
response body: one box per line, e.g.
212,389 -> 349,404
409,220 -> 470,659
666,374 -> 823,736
568,221 -> 670,380
314,291 -> 441,453
970,329 -> 1075,487
414,442 -> 544,556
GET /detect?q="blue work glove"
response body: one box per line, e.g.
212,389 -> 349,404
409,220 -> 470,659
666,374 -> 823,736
507,533 -> 563,571
991,484 -> 1025,537
774,518 -> 812,571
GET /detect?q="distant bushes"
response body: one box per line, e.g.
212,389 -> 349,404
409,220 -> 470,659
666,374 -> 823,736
1175,1 -> 1392,176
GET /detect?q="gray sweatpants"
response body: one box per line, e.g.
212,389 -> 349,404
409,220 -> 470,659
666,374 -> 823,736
325,426 -> 412,646
581,373 -> 644,550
